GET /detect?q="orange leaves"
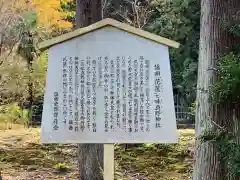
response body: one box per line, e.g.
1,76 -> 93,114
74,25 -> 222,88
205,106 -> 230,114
32,0 -> 72,31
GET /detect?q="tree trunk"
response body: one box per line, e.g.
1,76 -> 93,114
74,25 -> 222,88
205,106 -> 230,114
76,0 -> 102,28
27,56 -> 33,128
75,1 -> 104,180
193,0 -> 240,180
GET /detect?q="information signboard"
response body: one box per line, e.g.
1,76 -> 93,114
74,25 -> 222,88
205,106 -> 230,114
39,19 -> 179,144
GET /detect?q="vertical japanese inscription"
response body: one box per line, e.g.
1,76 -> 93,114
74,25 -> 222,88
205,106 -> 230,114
62,57 -> 68,125
139,56 -> 145,132
104,57 -> 109,132
121,56 -> 127,132
74,56 -> 79,132
145,59 -> 150,132
110,59 -> 115,132
127,56 -> 133,133
68,57 -> 74,131
53,92 -> 59,130
154,64 -> 163,128
59,55 -> 163,134
86,57 -> 91,131
98,57 -> 103,87
92,59 -> 97,132
116,56 -> 121,129
80,59 -> 85,131
133,59 -> 139,132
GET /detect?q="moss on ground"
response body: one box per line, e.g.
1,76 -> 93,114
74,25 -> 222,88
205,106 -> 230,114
0,125 -> 194,180
115,129 -> 195,180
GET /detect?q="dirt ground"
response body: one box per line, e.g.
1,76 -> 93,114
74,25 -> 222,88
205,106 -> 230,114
0,123 -> 194,180
0,124 -> 78,180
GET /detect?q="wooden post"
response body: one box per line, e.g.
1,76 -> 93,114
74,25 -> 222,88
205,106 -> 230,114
104,144 -> 114,180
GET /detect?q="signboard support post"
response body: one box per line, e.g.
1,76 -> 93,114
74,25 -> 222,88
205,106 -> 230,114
104,144 -> 114,180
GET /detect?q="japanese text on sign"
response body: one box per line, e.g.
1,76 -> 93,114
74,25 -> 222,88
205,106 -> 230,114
52,56 -> 163,133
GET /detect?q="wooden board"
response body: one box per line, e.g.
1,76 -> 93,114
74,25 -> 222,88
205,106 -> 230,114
40,26 -> 178,144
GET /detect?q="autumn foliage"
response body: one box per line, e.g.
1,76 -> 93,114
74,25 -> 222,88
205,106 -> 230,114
32,0 -> 72,31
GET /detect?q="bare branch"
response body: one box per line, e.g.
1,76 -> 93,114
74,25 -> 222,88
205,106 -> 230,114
102,0 -> 109,11
103,0 -> 153,29
0,0 -> 33,66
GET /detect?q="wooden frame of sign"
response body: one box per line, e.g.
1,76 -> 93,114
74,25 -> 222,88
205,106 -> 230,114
38,18 -> 180,180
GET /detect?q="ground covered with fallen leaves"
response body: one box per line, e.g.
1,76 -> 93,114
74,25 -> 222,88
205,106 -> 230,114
0,124 -> 194,180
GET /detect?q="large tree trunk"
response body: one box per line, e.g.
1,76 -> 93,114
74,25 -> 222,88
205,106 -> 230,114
76,0 -> 102,28
193,0 -> 240,180
75,1 -> 104,180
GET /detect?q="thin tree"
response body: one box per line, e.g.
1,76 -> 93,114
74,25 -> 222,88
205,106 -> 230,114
193,0 -> 240,180
75,1 -> 104,180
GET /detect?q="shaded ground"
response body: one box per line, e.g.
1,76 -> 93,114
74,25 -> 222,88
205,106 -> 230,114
115,129 -> 194,180
0,123 -> 194,180
0,124 -> 78,179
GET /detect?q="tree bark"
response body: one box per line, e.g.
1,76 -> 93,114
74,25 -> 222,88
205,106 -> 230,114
27,56 -> 33,128
76,0 -> 102,28
75,1 -> 104,180
193,0 -> 240,180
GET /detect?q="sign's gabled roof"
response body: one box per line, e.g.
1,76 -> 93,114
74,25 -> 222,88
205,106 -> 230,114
38,18 -> 180,50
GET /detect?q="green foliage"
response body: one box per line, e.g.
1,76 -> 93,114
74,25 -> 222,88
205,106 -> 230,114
146,0 -> 200,104
200,18 -> 240,178
1,1 -> 200,124
0,103 -> 29,124
22,11 -> 38,30
32,51 -> 48,97
226,19 -> 240,37
17,11 -> 38,62
0,19 -> 47,123
210,20 -> 240,104
210,53 -> 240,103
36,0 -> 200,109
59,0 -> 200,106
229,23 -> 240,37
54,162 -> 69,173
0,51 -> 47,106
0,57 -> 29,104
60,0 -> 76,24
200,129 -> 240,177
189,102 -> 196,116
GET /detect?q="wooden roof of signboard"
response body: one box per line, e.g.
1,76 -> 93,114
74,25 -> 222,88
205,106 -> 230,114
38,18 -> 180,50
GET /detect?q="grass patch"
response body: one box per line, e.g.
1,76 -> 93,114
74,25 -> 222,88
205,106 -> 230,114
115,129 -> 194,180
0,126 -> 194,180
54,162 -> 69,173
0,127 -> 77,179
0,147 -> 56,168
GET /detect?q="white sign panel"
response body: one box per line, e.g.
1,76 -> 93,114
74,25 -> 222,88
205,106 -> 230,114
40,27 -> 178,143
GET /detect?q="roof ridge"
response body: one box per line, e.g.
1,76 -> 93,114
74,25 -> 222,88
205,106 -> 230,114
38,18 -> 180,50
